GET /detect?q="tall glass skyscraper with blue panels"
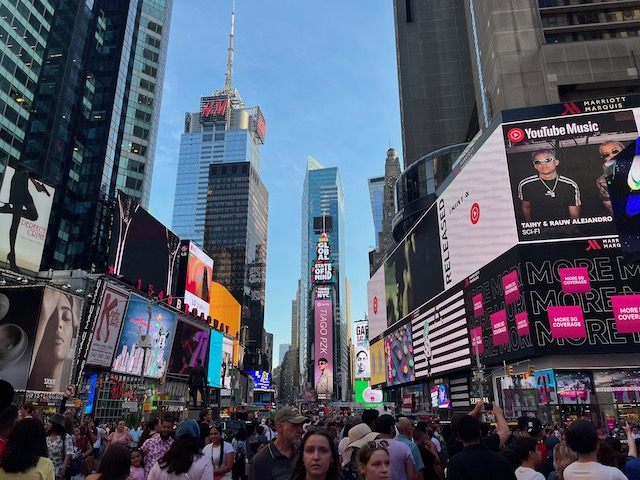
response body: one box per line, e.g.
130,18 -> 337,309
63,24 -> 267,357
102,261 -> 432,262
368,177 -> 385,250
171,89 -> 264,246
0,0 -> 172,271
300,157 -> 347,400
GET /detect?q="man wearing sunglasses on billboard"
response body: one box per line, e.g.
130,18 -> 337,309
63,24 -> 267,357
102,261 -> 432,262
597,140 -> 624,215
518,149 -> 581,223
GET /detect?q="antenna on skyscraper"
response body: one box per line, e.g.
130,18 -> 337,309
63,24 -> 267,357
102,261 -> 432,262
224,0 -> 236,91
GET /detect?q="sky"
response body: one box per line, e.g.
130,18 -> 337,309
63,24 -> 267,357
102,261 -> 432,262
149,1 -> 402,366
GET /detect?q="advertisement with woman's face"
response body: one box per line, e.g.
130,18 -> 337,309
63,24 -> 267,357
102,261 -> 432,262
27,287 -> 82,392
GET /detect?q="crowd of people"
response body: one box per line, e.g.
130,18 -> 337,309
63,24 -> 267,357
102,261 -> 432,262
1,375 -> 640,480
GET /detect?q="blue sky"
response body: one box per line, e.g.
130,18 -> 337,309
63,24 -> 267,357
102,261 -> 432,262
149,1 -> 402,366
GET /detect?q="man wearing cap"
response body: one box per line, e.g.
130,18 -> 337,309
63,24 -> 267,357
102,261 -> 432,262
248,406 -> 309,480
373,414 -> 417,480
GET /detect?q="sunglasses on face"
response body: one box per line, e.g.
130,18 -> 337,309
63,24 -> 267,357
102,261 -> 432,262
533,157 -> 555,166
318,361 -> 327,365
366,440 -> 390,450
601,148 -> 620,159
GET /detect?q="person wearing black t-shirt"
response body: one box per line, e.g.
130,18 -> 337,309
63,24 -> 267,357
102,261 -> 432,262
518,149 -> 581,223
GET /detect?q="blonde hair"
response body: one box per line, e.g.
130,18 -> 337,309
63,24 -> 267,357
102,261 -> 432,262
553,442 -> 577,480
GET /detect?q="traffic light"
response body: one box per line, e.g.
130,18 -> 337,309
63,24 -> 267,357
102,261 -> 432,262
507,365 -> 514,376
528,364 -> 535,376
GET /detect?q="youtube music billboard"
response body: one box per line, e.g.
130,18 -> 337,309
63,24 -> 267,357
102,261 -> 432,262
175,240 -> 214,318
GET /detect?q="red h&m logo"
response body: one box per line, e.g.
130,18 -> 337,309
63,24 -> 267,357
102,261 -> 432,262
586,239 -> 602,251
561,102 -> 581,116
201,100 -> 227,118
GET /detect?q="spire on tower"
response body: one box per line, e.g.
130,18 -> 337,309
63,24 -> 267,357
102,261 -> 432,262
224,0 -> 236,91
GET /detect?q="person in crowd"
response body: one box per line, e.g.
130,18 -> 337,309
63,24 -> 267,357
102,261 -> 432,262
362,410 -> 379,430
600,438 -> 626,471
232,426 -> 248,480
73,425 -> 94,472
199,409 -> 212,448
0,417 -> 55,479
513,436 -> 544,480
412,428 -> 441,480
563,420 -> 627,480
141,415 -> 175,479
85,444 -> 131,480
338,423 -> 355,467
130,424 -> 143,448
372,414 -> 416,480
46,412 -> 74,479
188,359 -> 207,407
139,417 -> 160,448
108,420 -> 133,449
342,422 -> 380,480
289,430 -> 340,480
203,423 -> 234,480
548,442 -> 577,480
148,419 -> 212,480
0,381 -> 17,458
538,435 -> 560,479
249,406 -> 310,480
395,417 -> 425,480
358,440 -> 391,480
446,415 -> 515,480
18,404 -> 34,420
130,448 -> 145,480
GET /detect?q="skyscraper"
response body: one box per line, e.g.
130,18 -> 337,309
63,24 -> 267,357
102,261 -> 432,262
171,3 -> 268,366
0,0 -> 172,272
300,157 -> 347,400
393,0 -> 477,168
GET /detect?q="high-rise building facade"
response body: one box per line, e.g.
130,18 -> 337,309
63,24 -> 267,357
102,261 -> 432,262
300,158 -> 347,400
466,1 -> 640,129
0,0 -> 172,271
171,5 -> 268,366
393,0 -> 477,168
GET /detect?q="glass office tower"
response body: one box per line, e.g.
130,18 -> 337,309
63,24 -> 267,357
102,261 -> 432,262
0,0 -> 172,271
300,157 -> 347,400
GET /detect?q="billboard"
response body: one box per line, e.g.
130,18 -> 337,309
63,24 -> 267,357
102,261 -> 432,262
384,321 -> 415,386
108,191 -> 181,299
246,370 -> 271,390
221,336 -> 234,389
200,94 -> 229,125
520,239 -> 640,355
436,127 -> 519,291
209,282 -> 241,340
503,110 -> 638,242
252,106 -> 266,144
0,287 -> 44,389
367,266 -> 387,340
166,318 -> 210,376
207,330 -> 223,388
111,294 -> 177,378
430,383 -> 450,409
411,285 -> 472,379
354,320 -> 370,379
86,286 -> 129,367
311,234 -> 334,285
555,371 -> 593,404
176,241 -> 214,318
0,167 -> 55,273
369,339 -> 386,387
385,206 -> 444,327
314,300 -> 333,399
27,287 -> 83,392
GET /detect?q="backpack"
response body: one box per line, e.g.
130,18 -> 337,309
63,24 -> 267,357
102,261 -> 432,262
342,456 -> 361,480
234,440 -> 246,464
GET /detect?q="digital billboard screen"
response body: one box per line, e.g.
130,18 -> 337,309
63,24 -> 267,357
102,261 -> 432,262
0,166 -> 55,273
167,319 -> 210,376
503,109 -> 638,242
369,339 -> 386,387
367,266 -> 387,340
86,286 -> 129,367
0,287 -> 44,390
314,300 -> 333,399
207,330 -> 223,388
430,383 -> 450,408
108,191 -> 181,299
177,241 -> 213,318
111,294 -> 177,378
27,287 -> 83,392
384,320 -> 415,386
354,320 -> 370,379
245,370 -> 271,390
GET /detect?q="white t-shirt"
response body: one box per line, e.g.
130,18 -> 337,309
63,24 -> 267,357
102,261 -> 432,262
148,453 -> 212,480
203,441 -> 234,471
515,466 -> 546,480
563,461 -> 628,480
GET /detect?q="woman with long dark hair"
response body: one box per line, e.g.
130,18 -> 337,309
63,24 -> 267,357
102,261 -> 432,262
148,419 -> 212,479
290,431 -> 340,480
85,444 -> 131,480
139,417 -> 160,448
0,418 -> 54,478
202,423 -> 233,480
46,413 -> 74,479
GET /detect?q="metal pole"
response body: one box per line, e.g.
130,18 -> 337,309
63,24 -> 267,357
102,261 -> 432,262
473,329 -> 484,400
